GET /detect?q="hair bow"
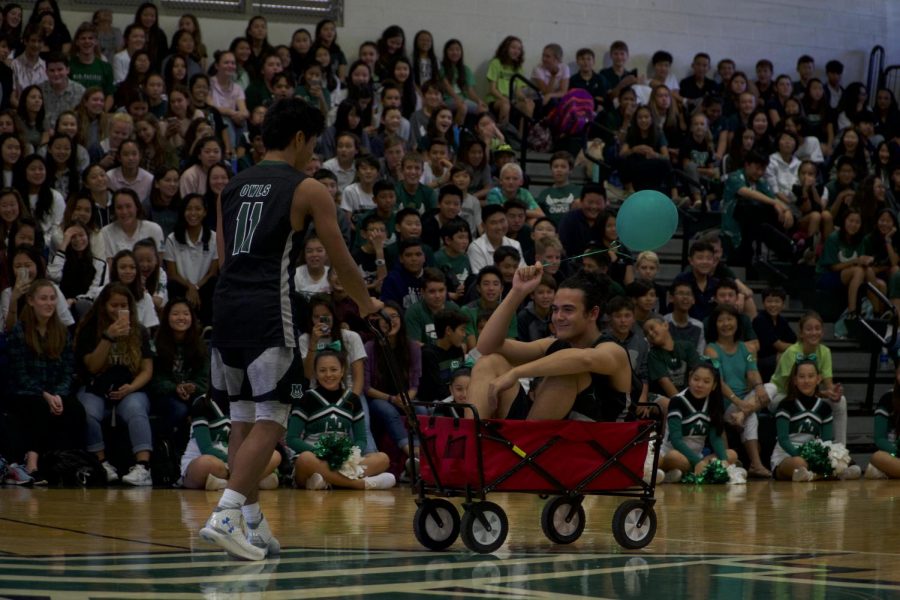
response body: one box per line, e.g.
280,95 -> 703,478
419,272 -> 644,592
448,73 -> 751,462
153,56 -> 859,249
317,340 -> 342,352
795,353 -> 817,364
699,355 -> 721,371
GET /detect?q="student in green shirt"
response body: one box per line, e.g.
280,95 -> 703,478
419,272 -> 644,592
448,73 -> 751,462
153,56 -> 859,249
404,267 -> 460,344
485,35 -> 527,126
294,61 -> 330,118
69,23 -> 115,110
433,218 -> 472,301
816,208 -> 874,317
395,152 -> 436,214
537,151 -> 582,224
462,265 -> 516,348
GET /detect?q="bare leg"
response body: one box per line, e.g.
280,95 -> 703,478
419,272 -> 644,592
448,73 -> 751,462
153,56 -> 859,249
527,372 -> 591,420
871,451 -> 900,478
775,456 -> 808,480
743,439 -> 769,476
842,266 -> 865,313
468,353 -> 521,418
228,420 -> 285,502
184,455 -> 229,489
659,450 -> 690,473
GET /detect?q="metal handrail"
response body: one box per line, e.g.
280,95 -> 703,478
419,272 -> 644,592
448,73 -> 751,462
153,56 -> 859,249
853,281 -> 898,411
868,45 -> 885,107
507,73 -> 543,175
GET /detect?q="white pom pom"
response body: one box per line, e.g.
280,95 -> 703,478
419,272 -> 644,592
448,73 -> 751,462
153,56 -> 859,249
338,446 -> 367,480
726,464 -> 747,485
821,441 -> 851,474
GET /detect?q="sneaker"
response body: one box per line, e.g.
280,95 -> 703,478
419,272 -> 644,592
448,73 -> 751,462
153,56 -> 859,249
122,464 -> 152,486
663,469 -> 683,483
29,469 -> 48,486
792,467 -> 814,482
246,514 -> 281,556
102,461 -> 119,483
199,507 -> 266,561
363,472 -> 396,490
838,465 -> 862,480
865,463 -> 889,480
4,463 -> 34,486
305,473 -> 328,490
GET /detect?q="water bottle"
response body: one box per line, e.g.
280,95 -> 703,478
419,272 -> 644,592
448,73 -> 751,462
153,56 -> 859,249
880,348 -> 891,371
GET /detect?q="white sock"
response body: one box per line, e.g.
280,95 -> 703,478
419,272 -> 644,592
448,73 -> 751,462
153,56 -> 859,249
242,502 -> 262,523
218,488 -> 247,510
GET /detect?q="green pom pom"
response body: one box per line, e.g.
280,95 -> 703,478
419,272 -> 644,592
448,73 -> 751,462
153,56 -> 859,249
313,432 -> 354,471
701,459 -> 730,484
681,472 -> 702,485
799,440 -> 832,476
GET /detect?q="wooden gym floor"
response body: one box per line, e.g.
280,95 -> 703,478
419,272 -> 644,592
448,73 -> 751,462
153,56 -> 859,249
0,481 -> 898,599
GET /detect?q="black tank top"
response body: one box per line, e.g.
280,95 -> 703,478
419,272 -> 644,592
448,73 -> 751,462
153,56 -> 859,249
545,334 -> 634,422
213,160 -> 308,349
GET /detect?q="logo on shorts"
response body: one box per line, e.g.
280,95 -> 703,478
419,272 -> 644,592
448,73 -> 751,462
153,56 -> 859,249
291,384 -> 304,399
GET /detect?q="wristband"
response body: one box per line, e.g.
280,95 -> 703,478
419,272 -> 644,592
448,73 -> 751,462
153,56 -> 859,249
102,332 -> 116,343
375,259 -> 386,266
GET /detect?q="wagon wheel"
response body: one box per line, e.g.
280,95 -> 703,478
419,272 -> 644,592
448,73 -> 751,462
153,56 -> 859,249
611,500 -> 657,550
460,502 -> 508,554
413,499 -> 460,551
540,496 -> 586,544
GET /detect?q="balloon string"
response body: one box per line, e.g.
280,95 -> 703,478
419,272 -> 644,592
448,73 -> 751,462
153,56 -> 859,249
543,241 -> 622,267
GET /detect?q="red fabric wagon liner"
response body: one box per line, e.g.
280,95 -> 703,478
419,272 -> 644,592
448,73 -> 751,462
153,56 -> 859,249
417,416 -> 650,492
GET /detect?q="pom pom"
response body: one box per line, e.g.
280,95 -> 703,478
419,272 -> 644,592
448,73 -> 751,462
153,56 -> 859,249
681,460 -> 730,484
821,441 -> 851,475
313,432 -> 355,471
799,440 -> 833,476
726,464 -> 747,485
338,446 -> 366,480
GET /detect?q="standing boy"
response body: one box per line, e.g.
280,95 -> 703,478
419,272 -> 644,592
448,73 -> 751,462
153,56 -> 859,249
201,99 -> 380,561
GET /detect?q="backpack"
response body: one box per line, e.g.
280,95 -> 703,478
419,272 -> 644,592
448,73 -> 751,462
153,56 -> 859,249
39,449 -> 107,487
545,89 -> 596,139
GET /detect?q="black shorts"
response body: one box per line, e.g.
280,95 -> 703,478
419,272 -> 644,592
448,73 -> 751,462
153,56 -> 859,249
210,346 -> 304,404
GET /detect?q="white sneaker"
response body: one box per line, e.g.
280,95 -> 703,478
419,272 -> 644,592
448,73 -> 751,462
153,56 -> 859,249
363,472 -> 396,490
865,463 -> 889,480
838,465 -> 862,480
199,507 -> 266,561
258,472 -> 279,490
305,473 -> 328,490
663,469 -> 683,483
246,514 -> 280,556
122,464 -> 152,486
102,461 -> 119,483
205,473 -> 227,491
792,467 -> 814,482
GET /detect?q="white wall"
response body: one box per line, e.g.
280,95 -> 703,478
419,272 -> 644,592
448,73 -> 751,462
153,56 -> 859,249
64,0 -> 896,89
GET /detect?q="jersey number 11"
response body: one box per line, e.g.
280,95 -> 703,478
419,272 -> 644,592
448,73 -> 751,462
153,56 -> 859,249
233,201 -> 263,255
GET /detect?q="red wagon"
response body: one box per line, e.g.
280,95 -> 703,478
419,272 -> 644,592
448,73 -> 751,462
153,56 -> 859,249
367,314 -> 662,554
409,406 -> 662,553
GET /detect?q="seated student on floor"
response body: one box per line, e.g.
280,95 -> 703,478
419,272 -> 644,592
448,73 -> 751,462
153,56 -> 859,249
467,264 -> 633,421
288,349 -> 396,491
763,310 -> 848,445
866,363 -> 900,479
4,279 -> 86,486
179,393 -> 281,491
772,359 -> 861,481
659,361 -> 740,483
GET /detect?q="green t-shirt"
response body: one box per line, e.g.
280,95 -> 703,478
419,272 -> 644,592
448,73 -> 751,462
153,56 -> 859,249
770,342 -> 833,394
485,187 -> 539,211
721,169 -> 774,249
816,230 -> 866,274
69,58 -> 115,96
537,184 -> 582,225
294,85 -> 332,109
395,182 -> 437,214
404,299 -> 461,344
707,341 -> 757,400
461,301 -> 517,340
647,340 -> 700,395
440,64 -> 476,98
433,249 -> 471,285
486,58 -> 523,103
245,81 -> 272,111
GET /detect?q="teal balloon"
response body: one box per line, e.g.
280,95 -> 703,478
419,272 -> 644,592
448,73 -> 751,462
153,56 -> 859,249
616,190 -> 678,251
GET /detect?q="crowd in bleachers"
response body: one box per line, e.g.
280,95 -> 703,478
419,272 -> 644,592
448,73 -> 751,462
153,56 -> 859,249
0,2 -> 899,489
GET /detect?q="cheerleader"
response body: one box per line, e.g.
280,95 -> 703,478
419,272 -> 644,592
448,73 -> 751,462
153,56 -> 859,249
866,365 -> 900,479
179,394 -> 280,491
772,359 -> 861,481
659,362 -> 740,482
287,349 -> 395,491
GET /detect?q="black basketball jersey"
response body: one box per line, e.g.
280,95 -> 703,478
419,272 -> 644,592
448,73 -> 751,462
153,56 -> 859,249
213,160 -> 307,349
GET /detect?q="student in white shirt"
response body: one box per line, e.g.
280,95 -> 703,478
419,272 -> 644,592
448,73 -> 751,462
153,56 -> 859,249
99,188 -> 164,262
108,249 -> 159,330
163,193 -> 218,325
467,204 -> 525,273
